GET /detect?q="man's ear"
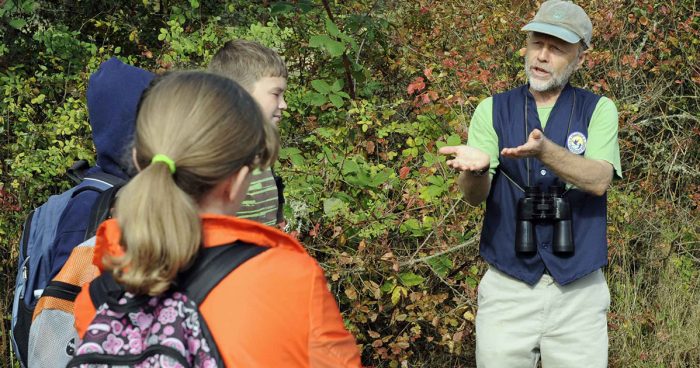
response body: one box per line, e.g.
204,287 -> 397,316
132,148 -> 142,172
226,166 -> 251,202
575,48 -> 587,71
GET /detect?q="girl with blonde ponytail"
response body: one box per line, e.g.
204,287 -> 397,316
73,71 -> 361,367
109,71 -> 276,295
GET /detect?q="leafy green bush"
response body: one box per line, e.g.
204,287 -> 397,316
1,1 -> 698,366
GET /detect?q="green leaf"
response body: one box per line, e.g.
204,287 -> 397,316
307,92 -> 327,106
279,147 -> 305,166
427,175 -> 445,186
465,276 -> 478,289
329,94 -> 344,108
30,94 -> 45,104
323,197 -> 345,217
380,280 -> 396,293
345,169 -> 372,188
297,0 -> 316,12
336,91 -> 351,99
325,18 -> 341,37
368,169 -> 391,187
341,159 -> 360,175
290,154 -> 305,166
423,152 -> 440,166
270,1 -> 294,15
9,18 -> 27,30
189,0 -> 200,9
330,79 -> 343,92
400,218 -> 421,233
447,134 -> 462,146
22,1 -> 39,12
309,34 -> 345,57
311,79 -> 331,94
399,272 -> 425,287
426,255 -> 453,277
286,147 -> 302,158
420,185 -> 444,201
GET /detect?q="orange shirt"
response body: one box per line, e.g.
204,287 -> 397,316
74,214 -> 362,367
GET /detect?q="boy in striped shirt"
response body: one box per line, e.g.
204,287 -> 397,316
209,40 -> 288,227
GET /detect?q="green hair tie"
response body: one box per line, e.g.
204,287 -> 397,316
151,154 -> 176,174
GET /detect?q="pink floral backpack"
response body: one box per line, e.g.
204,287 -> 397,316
67,242 -> 267,368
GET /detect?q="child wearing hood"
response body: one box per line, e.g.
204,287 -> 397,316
48,58 -> 154,280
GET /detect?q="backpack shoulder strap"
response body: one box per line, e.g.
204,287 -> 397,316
88,271 -> 125,309
72,172 -> 125,198
84,171 -> 125,187
66,160 -> 91,185
84,184 -> 123,241
88,242 -> 268,309
179,242 -> 268,305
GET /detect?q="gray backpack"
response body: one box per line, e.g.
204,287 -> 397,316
11,165 -> 123,367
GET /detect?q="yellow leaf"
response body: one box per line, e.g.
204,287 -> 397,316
463,310 -> 475,321
391,286 -> 405,305
345,287 -> 357,300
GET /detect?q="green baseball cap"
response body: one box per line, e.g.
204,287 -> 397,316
522,0 -> 592,48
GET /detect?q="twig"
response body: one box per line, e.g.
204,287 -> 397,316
631,113 -> 700,127
401,236 -> 479,267
407,198 -> 460,261
320,0 -> 356,99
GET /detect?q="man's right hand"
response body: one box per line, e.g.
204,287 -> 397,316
438,145 -> 490,173
438,145 -> 492,205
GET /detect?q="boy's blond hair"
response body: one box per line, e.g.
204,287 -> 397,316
208,40 -> 287,91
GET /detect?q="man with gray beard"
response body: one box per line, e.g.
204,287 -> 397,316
439,1 -> 621,367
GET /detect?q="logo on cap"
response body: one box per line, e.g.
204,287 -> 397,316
567,132 -> 587,154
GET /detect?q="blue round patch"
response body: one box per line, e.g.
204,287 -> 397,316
567,132 -> 587,154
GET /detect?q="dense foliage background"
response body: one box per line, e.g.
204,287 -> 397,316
1,0 -> 698,366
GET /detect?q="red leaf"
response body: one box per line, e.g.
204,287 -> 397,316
442,59 -> 456,68
399,166 -> 410,179
0,188 -> 20,211
366,141 -> 376,154
416,93 -> 431,106
427,90 -> 438,101
308,223 -> 320,238
407,77 -> 425,95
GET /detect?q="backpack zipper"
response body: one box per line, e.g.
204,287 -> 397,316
18,210 -> 35,300
68,345 -> 192,367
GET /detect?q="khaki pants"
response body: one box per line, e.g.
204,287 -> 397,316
475,267 -> 610,368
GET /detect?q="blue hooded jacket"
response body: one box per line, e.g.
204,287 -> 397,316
48,58 -> 154,279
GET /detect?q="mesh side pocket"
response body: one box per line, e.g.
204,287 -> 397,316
27,308 -> 78,368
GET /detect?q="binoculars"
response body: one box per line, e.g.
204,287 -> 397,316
515,185 -> 573,254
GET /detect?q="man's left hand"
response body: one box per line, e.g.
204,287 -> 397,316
501,129 -> 547,159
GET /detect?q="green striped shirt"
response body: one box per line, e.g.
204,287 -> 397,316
236,168 -> 281,226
